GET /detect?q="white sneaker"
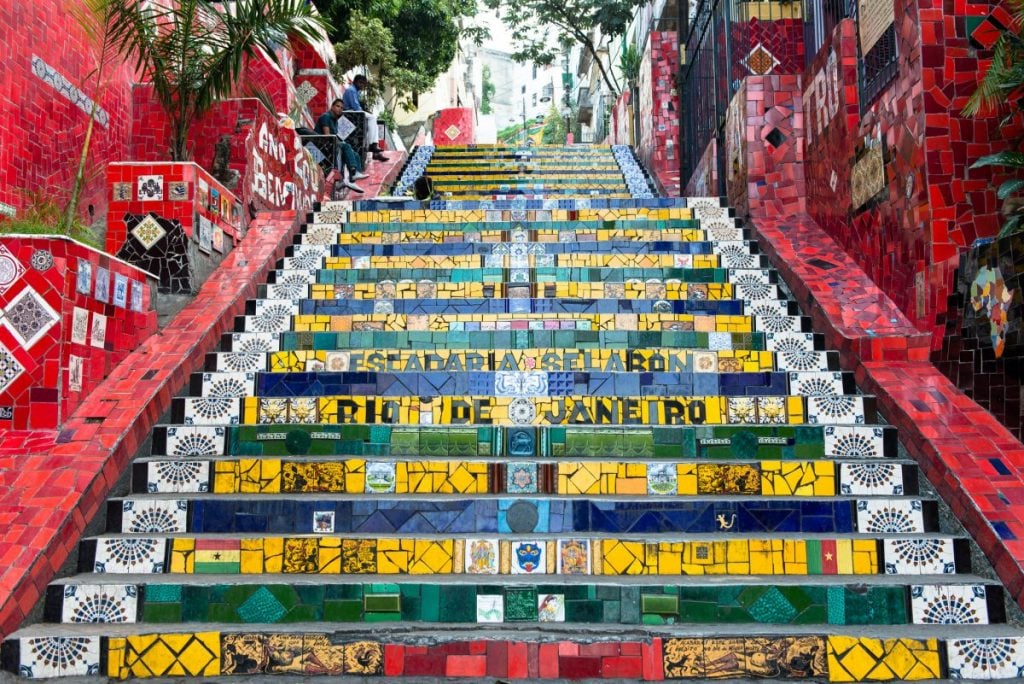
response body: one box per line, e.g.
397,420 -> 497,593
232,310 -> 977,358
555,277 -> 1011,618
343,180 -> 365,193
351,172 -> 369,181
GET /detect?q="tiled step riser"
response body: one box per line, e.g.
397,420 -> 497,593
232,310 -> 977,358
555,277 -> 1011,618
326,207 -> 726,224
79,535 -> 944,577
107,497 -> 939,536
134,458 -> 919,497
208,347 -> 840,374
223,329 -> 813,354
149,423 -> 898,461
192,370 -> 855,400
8,632 -> 1021,680
173,393 -> 875,428
264,298 -> 763,316
269,252 -> 770,271
290,239 -> 760,257
41,581 -> 996,627
235,312 -> 807,336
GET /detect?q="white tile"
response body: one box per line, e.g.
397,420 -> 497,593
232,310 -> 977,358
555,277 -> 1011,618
93,537 -> 167,573
856,499 -> 925,533
947,637 -> 1024,679
911,584 -> 989,625
60,584 -> 138,623
882,538 -> 956,575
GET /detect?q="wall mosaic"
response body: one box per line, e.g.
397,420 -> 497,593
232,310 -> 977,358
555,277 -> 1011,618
933,232 -> 1024,438
0,237 -> 157,429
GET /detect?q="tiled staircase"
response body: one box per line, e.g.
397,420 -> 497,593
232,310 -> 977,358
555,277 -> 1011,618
4,144 -> 1024,680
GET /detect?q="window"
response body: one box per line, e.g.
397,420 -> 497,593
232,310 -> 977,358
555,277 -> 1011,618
857,25 -> 898,112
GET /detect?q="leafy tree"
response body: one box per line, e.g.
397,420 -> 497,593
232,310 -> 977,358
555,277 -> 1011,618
105,0 -> 328,161
964,0 -> 1024,237
541,104 -> 567,143
481,64 -> 495,114
482,0 -> 645,95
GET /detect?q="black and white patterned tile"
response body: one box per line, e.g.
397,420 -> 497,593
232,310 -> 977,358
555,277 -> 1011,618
824,426 -> 889,458
224,332 -> 281,355
199,372 -> 256,399
856,499 -> 925,534
14,636 -> 101,677
840,462 -> 904,495
773,349 -> 832,372
59,584 -> 138,623
911,584 -> 990,625
882,538 -> 957,575
164,426 -> 226,457
947,637 -> 1024,679
93,537 -> 166,573
266,271 -> 315,299
0,243 -> 26,295
283,245 -> 329,270
806,395 -> 869,425
299,224 -> 341,246
789,371 -> 847,396
0,342 -> 26,395
145,460 -> 210,493
242,303 -> 295,334
181,396 -> 241,425
120,499 -> 188,533
1,287 -> 60,348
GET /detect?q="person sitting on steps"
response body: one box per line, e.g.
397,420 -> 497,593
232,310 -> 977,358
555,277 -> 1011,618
343,75 -> 390,163
316,98 -> 367,193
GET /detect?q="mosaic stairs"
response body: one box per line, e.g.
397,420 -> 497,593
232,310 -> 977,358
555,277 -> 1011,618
4,145 -> 1024,681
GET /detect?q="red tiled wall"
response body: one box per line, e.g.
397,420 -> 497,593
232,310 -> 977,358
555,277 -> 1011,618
638,32 -> 680,194
0,1 -> 136,221
731,18 -> 805,79
610,90 -> 631,146
726,75 -> 807,216
433,108 -> 476,146
683,138 -> 719,197
802,6 -> 1014,347
105,163 -> 243,254
0,237 -> 157,429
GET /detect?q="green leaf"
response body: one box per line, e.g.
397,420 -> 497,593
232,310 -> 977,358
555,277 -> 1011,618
997,178 -> 1024,199
970,151 -> 1024,170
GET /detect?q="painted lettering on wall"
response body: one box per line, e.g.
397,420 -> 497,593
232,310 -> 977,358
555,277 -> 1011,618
247,109 -> 320,213
803,50 -> 840,146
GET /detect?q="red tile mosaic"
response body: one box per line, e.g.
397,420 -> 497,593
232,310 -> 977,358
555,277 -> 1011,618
0,209 -> 306,639
433,108 -> 476,146
637,32 -> 682,196
727,72 -> 1024,611
0,1 -> 136,224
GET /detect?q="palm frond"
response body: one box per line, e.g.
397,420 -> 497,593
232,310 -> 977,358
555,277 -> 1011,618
971,150 -> 1024,169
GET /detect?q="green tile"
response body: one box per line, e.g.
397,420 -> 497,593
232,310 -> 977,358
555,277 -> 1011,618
144,584 -> 182,603
364,594 -> 401,612
641,594 -> 679,615
142,602 -> 182,623
504,587 -> 538,622
324,600 -> 363,622
365,612 -> 402,622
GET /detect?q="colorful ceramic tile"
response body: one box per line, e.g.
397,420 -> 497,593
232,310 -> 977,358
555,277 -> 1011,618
18,636 -> 101,677
510,540 -> 545,574
130,215 -> 167,250
476,594 -> 503,623
313,510 -> 335,534
75,257 -> 92,295
0,243 -> 26,294
137,174 -> 163,201
910,584 -> 989,624
364,462 -> 396,493
130,280 -> 144,312
947,637 -> 1024,679
94,266 -> 109,303
113,273 -> 128,308
558,539 -> 590,575
1,287 -> 59,348
506,462 -> 538,494
465,538 -> 499,574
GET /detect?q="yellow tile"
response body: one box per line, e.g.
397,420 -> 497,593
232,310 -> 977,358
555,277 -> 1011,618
169,539 -> 195,574
241,538 -> 266,574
